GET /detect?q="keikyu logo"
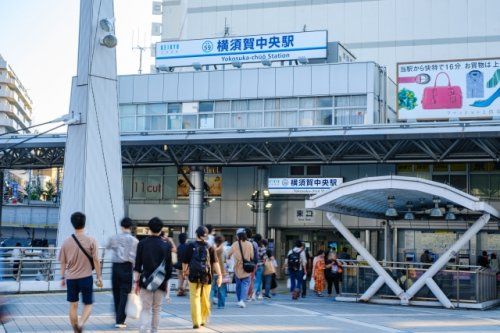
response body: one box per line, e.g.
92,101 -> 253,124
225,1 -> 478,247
202,40 -> 214,53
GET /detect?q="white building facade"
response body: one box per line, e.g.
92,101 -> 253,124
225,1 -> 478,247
158,0 -> 500,80
0,54 -> 33,134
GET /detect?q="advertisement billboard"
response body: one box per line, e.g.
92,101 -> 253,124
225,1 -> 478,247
156,30 -> 327,68
397,58 -> 500,121
268,177 -> 343,195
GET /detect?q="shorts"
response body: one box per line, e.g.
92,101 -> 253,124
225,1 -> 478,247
66,276 -> 93,305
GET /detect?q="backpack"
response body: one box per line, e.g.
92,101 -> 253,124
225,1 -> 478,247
288,250 -> 302,271
188,242 -> 211,284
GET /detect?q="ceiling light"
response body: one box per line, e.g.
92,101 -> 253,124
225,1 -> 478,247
246,202 -> 253,208
445,203 -> 456,220
265,203 -> 272,209
263,190 -> 270,197
404,201 -> 414,220
430,197 -> 443,217
385,195 -> 398,218
100,34 -> 117,48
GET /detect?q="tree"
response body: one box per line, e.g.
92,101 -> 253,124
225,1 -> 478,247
44,181 -> 56,201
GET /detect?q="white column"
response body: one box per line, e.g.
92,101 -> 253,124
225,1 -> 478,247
404,214 -> 490,308
256,167 -> 269,237
188,169 -> 204,239
57,0 -> 124,247
326,213 -> 405,302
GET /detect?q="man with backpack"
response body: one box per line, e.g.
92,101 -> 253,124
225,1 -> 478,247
133,217 -> 173,333
59,212 -> 102,333
183,226 -> 222,329
285,240 -> 307,300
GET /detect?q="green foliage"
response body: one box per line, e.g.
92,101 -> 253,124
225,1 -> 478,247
398,88 -> 418,110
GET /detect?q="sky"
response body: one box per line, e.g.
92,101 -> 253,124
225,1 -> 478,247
0,0 -> 157,132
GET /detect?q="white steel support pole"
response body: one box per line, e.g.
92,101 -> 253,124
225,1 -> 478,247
57,0 -> 124,246
188,169 -> 204,239
404,213 -> 490,308
326,213 -> 405,301
256,167 -> 268,238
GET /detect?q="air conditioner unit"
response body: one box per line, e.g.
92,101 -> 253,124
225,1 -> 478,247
152,1 -> 163,15
151,22 -> 162,36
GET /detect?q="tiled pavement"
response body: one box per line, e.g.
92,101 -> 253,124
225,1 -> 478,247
1,291 -> 500,333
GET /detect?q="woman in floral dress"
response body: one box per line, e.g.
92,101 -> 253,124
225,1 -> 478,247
313,250 -> 326,297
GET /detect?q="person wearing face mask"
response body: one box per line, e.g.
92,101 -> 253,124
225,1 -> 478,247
183,226 -> 222,329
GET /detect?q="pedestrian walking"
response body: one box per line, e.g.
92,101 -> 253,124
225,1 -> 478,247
183,226 -> 222,329
478,251 -> 489,268
490,253 -> 499,274
210,235 -> 228,309
262,249 -> 275,298
313,250 -> 326,297
285,240 -> 307,300
59,212 -> 102,333
160,231 -> 177,303
227,228 -> 254,308
301,247 -> 313,298
175,233 -> 188,296
106,217 -> 138,329
245,229 -> 259,301
11,243 -> 22,280
326,252 -> 343,298
133,217 -> 173,333
251,234 -> 266,300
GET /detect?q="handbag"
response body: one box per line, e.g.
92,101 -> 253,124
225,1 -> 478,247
422,72 -> 462,109
142,258 -> 168,292
125,293 -> 142,319
263,258 -> 275,276
238,240 -> 255,273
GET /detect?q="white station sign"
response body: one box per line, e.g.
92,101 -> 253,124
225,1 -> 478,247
156,30 -> 327,68
268,177 -> 343,195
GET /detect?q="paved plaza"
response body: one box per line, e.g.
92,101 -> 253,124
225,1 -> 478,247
1,291 -> 499,333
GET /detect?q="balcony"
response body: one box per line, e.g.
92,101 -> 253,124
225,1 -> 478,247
0,86 -> 15,101
0,72 -> 15,86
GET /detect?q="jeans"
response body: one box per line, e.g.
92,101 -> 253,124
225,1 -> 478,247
210,274 -> 227,308
253,265 -> 264,296
263,274 -> 272,296
112,262 -> 133,324
235,276 -> 251,302
188,282 -> 212,327
139,288 -> 165,333
288,270 -> 304,292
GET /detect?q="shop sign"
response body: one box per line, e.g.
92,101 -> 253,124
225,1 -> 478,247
397,58 -> 500,121
268,177 -> 343,195
295,209 -> 315,223
156,30 -> 327,67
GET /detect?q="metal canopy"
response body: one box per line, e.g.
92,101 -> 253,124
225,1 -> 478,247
305,175 -> 500,220
305,175 -> 499,309
0,121 -> 499,168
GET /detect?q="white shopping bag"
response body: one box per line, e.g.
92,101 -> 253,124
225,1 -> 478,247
126,293 -> 142,320
309,279 -> 315,290
286,278 -> 291,289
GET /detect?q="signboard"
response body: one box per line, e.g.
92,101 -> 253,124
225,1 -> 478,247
156,30 -> 327,68
268,177 -> 343,195
295,209 -> 316,223
397,58 -> 500,120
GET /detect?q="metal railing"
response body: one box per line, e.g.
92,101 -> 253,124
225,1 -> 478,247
339,260 -> 498,306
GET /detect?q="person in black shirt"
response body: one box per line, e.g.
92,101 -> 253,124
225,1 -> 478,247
176,233 -> 188,296
182,226 -> 222,329
133,217 -> 172,333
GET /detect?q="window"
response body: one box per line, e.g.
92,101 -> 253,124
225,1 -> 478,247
168,103 -> 181,114
290,165 -> 321,176
199,101 -> 214,112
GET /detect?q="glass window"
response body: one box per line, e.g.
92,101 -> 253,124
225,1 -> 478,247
232,100 -> 248,111
335,96 -> 349,107
168,103 -> 181,114
247,112 -> 262,128
450,175 -> 467,193
397,164 -> 413,173
491,175 -> 500,198
470,175 -> 490,197
214,113 -> 230,128
290,166 -> 304,176
299,110 -> 314,126
433,163 -> 448,172
299,97 -> 314,109
215,101 -> 230,112
450,163 -> 466,172
317,97 -> 333,108
315,110 -> 332,125
137,104 -> 147,115
137,116 -> 166,131
182,115 -> 197,129
265,99 -> 278,110
168,115 -> 182,130
248,99 -> 263,110
145,103 -> 166,115
120,117 -> 135,132
280,98 -> 298,110
120,105 -> 136,116
350,95 -> 367,106
199,114 -> 214,129
432,174 -> 449,186
281,110 -> 298,127
415,164 -> 430,173
199,101 -> 214,112
307,165 -> 321,176
264,111 -> 280,127
232,113 -> 247,128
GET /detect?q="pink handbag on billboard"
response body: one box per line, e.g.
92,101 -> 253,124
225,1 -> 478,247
422,72 -> 462,109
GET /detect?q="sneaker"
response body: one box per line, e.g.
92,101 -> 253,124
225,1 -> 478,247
177,290 -> 185,297
193,324 -> 200,329
114,323 -> 127,329
263,294 -> 271,299
237,300 -> 246,308
212,297 -> 218,305
316,293 -> 324,297
257,294 -> 263,300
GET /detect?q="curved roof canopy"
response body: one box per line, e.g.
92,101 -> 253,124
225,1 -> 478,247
305,175 -> 500,220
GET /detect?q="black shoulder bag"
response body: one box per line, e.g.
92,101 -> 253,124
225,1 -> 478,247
72,234 -> 95,271
238,240 -> 255,273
